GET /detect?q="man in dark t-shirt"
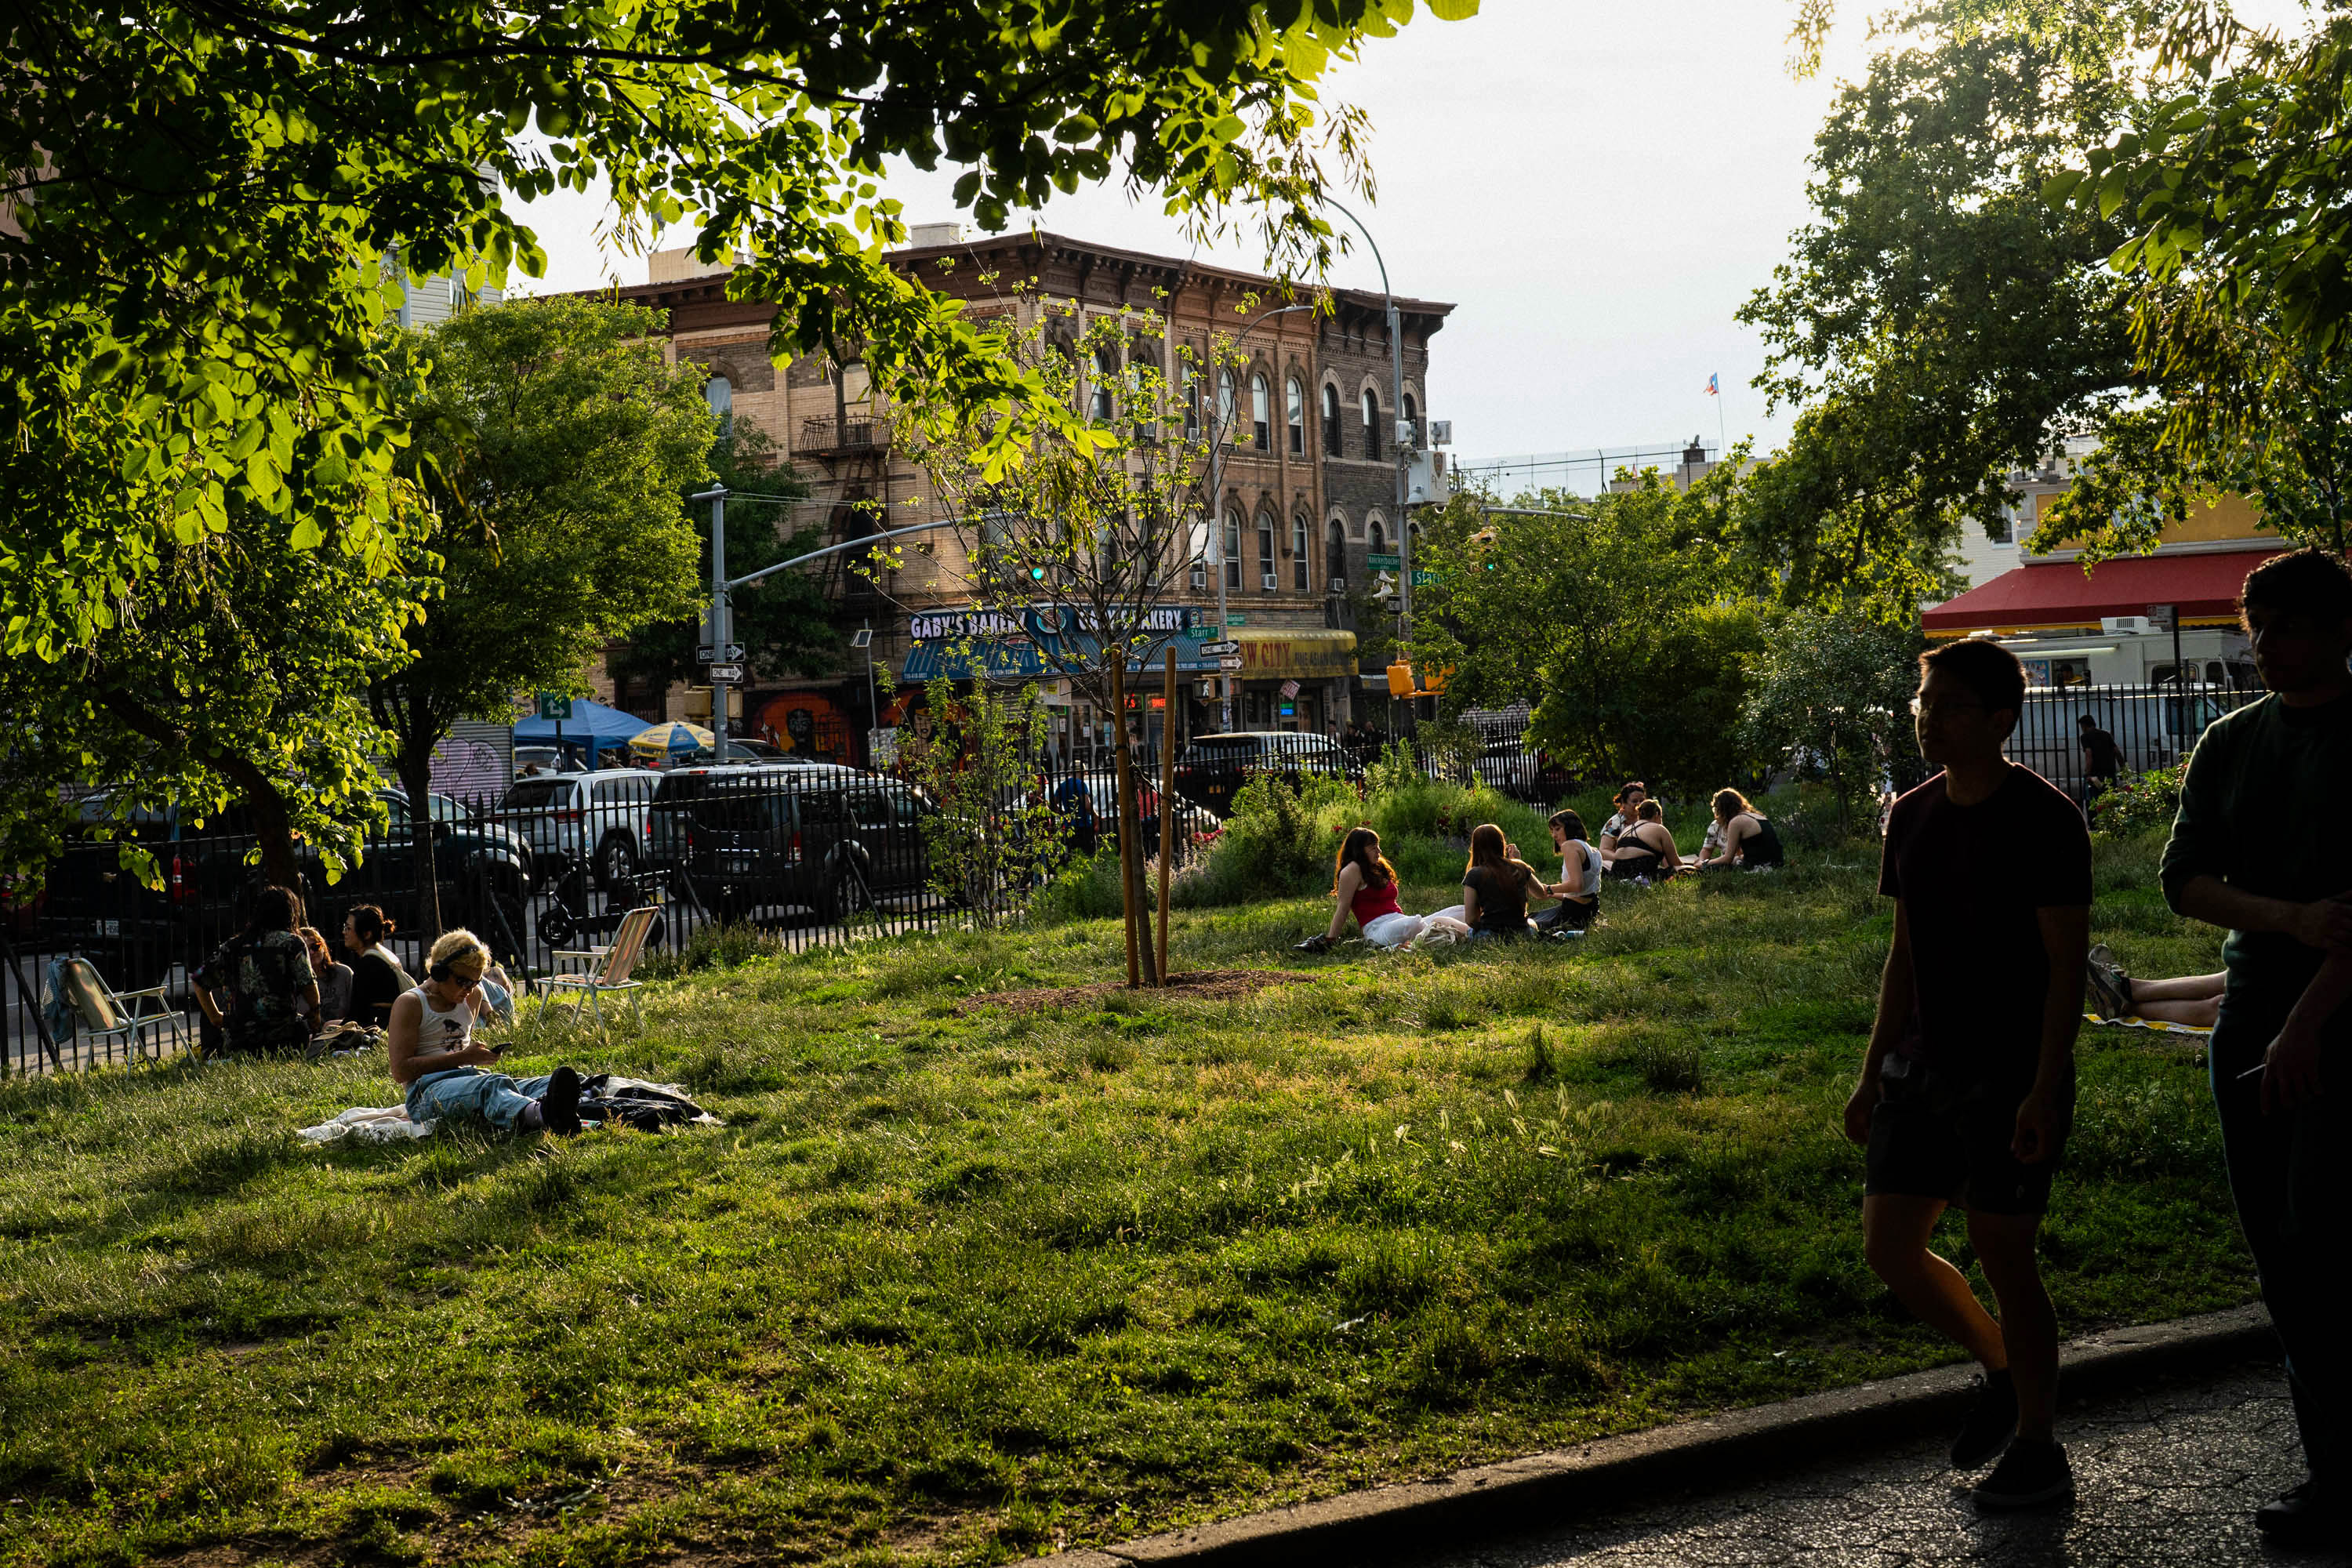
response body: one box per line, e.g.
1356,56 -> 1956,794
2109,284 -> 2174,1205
2078,714 -> 2122,796
1846,638 -> 2092,1512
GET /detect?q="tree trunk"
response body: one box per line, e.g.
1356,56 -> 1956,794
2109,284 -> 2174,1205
96,689 -> 302,889
1108,658 -> 1148,987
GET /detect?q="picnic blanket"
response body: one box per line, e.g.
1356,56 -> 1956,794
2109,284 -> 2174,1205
296,1076 -> 718,1145
297,1105 -> 437,1144
2083,1011 -> 2216,1040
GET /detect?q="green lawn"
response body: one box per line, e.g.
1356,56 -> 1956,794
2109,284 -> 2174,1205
0,835 -> 2249,1567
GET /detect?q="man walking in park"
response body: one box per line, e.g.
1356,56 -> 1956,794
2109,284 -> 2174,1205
1846,639 -> 2092,1510
2163,547 -> 2352,1548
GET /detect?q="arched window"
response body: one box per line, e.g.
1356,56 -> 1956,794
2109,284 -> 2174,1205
1291,514 -> 1310,590
1326,520 -> 1347,588
705,375 -> 733,437
1403,391 -> 1419,448
1361,388 -> 1381,460
1287,376 -> 1305,456
1368,517 -> 1387,557
1189,510 -> 1209,590
1250,373 -> 1272,450
1181,355 -> 1201,440
1223,506 -> 1243,592
1217,368 -> 1236,434
1322,383 -> 1342,455
1256,510 -> 1276,591
1091,344 -> 1119,421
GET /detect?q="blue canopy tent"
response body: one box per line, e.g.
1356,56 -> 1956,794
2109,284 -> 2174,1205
510,698 -> 648,770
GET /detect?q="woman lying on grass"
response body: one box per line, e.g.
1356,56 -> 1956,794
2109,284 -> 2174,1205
1299,828 -> 1470,953
390,930 -> 582,1136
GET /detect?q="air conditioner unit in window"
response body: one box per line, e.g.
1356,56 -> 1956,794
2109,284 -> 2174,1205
1261,572 -> 1279,590
1327,575 -> 1347,592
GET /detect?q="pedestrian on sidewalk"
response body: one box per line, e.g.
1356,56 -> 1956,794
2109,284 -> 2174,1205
1846,637 -> 2092,1512
2161,546 -> 2352,1550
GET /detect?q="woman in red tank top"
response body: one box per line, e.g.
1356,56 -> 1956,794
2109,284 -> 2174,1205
1300,828 -> 1468,951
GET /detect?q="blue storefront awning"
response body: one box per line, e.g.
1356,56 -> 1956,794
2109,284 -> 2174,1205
902,632 -> 1218,684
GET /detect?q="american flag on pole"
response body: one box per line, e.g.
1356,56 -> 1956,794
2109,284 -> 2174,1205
1705,372 -> 1720,395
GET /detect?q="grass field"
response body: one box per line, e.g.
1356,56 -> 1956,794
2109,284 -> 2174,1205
0,832 -> 2250,1567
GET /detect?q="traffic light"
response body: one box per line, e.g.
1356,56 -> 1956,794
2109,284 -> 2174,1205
1386,661 -> 1415,699
1425,665 -> 1454,695
1471,525 -> 1500,572
1029,564 -> 1047,583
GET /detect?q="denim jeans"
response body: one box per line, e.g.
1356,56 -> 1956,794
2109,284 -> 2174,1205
2210,979 -> 2352,1486
405,1067 -> 554,1132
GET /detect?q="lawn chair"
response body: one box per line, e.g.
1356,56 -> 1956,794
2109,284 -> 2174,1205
536,905 -> 656,1028
53,955 -> 187,1062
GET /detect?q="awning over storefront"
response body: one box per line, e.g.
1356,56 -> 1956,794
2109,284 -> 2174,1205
1233,628 -> 1358,680
901,631 -> 1220,684
1922,547 -> 2284,638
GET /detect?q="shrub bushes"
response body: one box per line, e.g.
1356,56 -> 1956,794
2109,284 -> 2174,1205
2089,764 -> 2183,840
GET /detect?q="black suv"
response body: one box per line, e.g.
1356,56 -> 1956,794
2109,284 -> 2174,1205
647,764 -> 933,923
1171,731 -> 1355,819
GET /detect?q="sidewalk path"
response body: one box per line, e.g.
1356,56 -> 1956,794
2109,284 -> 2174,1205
1425,1361 -> 2347,1568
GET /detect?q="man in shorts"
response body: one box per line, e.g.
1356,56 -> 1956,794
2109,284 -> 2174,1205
2163,547 -> 2352,1548
1846,638 -> 2092,1510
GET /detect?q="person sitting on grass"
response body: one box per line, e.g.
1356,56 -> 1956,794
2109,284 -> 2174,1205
1457,822 -> 1541,942
2083,949 -> 2223,1029
1301,828 -> 1468,952
1531,808 -> 1602,933
1692,788 -> 1787,872
1606,800 -> 1679,884
390,930 -> 581,1137
194,884 -> 320,1054
1597,780 -> 1647,869
341,905 -> 411,1029
299,926 -> 353,1024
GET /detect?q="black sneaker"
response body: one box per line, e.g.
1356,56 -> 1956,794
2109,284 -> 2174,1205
1950,1369 -> 2017,1469
1973,1436 -> 2073,1511
2256,1480 -> 2347,1547
538,1066 -> 583,1137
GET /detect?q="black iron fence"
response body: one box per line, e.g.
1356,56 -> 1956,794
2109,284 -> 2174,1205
2,689 -> 2257,1075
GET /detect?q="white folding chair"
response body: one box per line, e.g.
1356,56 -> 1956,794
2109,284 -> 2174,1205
55,956 -> 187,1062
536,906 -> 657,1027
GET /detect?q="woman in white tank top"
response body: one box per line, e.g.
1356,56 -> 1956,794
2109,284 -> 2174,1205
390,931 -> 580,1135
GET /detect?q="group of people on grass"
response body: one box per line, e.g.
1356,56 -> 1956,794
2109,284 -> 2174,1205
1843,546 -> 2347,1536
1303,783 -> 1786,952
190,887 -> 582,1135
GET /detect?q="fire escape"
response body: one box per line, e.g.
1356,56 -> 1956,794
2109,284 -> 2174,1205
797,410 -> 894,608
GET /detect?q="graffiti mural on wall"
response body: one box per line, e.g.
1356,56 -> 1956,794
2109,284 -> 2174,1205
755,691 -> 853,759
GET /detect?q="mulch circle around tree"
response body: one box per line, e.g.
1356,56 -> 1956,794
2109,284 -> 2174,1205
958,968 -> 1315,1016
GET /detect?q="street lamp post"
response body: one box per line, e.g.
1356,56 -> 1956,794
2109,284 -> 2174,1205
1318,198 -> 1411,677
1206,300 -> 1312,733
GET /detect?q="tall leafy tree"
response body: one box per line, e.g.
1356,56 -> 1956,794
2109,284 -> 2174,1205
1408,477 -> 1766,794
1740,609 -> 1925,836
370,296 -> 711,935
1737,2 -> 2140,608
0,0 -> 1471,874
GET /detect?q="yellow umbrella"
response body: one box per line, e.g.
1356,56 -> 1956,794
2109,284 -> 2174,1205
629,721 -> 715,758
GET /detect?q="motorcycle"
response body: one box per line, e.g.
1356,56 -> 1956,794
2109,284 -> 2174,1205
535,850 -> 670,953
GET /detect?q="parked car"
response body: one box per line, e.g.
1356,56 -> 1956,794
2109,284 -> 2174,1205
1469,736 -> 1577,802
646,764 -> 933,923
323,790 -> 535,964
1171,731 -> 1355,819
496,769 -> 662,889
513,745 -> 588,777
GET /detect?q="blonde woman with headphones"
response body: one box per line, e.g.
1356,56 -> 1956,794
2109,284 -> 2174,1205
390,930 -> 581,1135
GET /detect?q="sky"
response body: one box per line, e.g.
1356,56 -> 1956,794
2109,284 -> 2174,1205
508,0 -> 2317,470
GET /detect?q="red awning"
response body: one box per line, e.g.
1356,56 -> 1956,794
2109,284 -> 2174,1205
1922,547 -> 2283,637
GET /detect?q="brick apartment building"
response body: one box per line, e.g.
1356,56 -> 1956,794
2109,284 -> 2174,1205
585,227 -> 1451,757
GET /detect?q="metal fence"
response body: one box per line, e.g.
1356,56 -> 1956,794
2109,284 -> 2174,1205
0,688 -> 2258,1075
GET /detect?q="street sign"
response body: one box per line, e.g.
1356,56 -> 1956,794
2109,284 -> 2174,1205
535,693 -> 573,722
2145,603 -> 2177,633
696,643 -> 746,663
1367,551 -> 1401,571
1216,655 -> 1244,671
1198,640 -> 1242,657
706,662 -> 746,683
1412,569 -> 1441,586
1182,625 -> 1214,641
1224,615 -> 1247,627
